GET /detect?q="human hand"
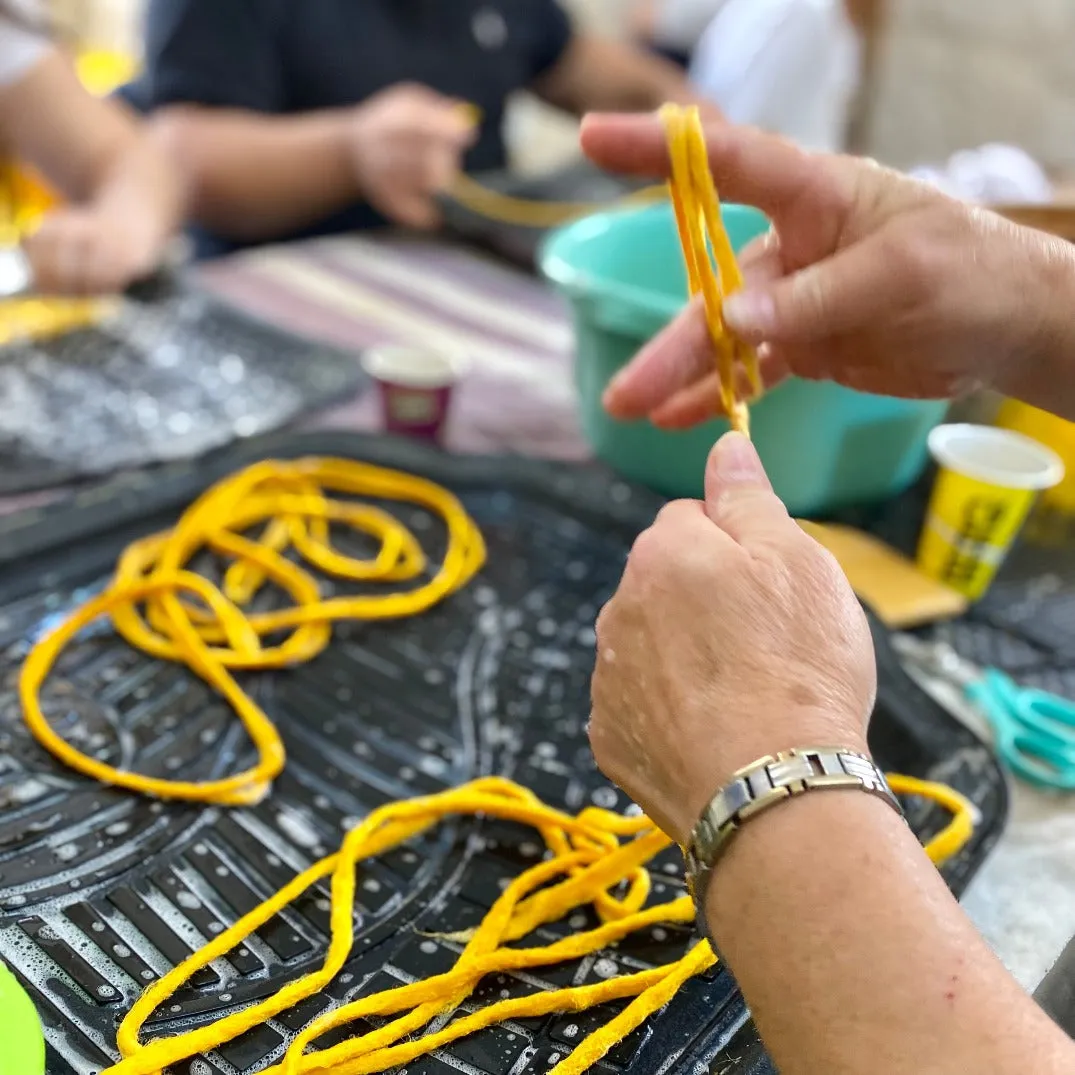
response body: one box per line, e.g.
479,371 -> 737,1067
628,0 -> 659,41
23,204 -> 166,296
581,113 -> 1066,428
348,83 -> 477,230
588,432 -> 875,844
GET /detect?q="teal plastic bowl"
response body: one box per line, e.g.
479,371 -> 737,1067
540,201 -> 948,516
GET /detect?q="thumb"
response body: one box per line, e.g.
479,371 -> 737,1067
722,240 -> 892,345
704,432 -> 790,545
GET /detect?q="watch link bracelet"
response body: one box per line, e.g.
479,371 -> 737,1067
684,747 -> 904,951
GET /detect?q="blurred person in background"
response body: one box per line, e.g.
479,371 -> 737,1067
0,1 -> 184,294
630,0 -> 862,151
126,0 -> 707,259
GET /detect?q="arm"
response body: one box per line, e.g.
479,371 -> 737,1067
589,431 -> 1075,1074
707,784 -> 1073,1075
533,34 -> 705,116
152,85 -> 474,241
150,106 -> 357,242
581,114 -> 1075,426
0,49 -> 179,216
0,50 -> 183,293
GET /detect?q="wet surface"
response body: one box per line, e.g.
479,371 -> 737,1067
0,433 -> 1006,1075
0,274 -> 362,496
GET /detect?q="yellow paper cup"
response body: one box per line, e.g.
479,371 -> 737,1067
916,424 -> 1065,600
995,398 -> 1075,515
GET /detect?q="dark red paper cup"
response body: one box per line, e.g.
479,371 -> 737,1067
361,347 -> 468,442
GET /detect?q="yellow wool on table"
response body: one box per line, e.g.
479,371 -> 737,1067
661,104 -> 760,437
18,457 -> 977,1075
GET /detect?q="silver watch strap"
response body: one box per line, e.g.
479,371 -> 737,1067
686,747 -> 904,950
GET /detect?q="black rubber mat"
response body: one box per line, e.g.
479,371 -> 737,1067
0,432 -> 1007,1075
0,273 -> 364,496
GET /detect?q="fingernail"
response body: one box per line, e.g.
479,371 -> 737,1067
712,432 -> 766,485
602,370 -> 629,411
724,290 -> 776,335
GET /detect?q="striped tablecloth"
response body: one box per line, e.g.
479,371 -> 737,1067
199,234 -> 591,460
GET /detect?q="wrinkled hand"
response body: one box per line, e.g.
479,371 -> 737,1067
23,205 -> 165,296
581,113 -> 1061,428
348,83 -> 477,230
589,433 -> 875,844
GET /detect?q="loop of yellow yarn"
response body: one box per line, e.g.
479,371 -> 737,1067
19,457 -> 486,805
662,103 -> 761,437
97,777 -> 972,1075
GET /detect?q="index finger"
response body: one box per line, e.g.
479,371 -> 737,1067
580,113 -> 823,222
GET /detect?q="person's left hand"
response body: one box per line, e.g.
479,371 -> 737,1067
22,205 -> 164,295
589,432 -> 876,844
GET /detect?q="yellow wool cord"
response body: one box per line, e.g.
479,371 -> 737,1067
19,458 -> 486,805
448,170 -> 667,229
661,103 -> 761,437
15,456 -> 978,1073
446,103 -> 666,227
449,103 -> 758,434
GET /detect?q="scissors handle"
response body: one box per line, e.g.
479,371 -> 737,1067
968,670 -> 1075,791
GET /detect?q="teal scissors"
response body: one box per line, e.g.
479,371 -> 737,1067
896,635 -> 1075,791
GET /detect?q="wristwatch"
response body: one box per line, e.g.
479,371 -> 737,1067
684,747 -> 904,950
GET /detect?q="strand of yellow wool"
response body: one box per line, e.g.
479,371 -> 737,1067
449,102 -> 757,434
661,103 -> 761,436
14,456 -> 978,1073
100,775 -> 973,1075
19,458 -> 486,804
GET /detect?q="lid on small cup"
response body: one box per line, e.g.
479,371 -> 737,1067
928,423 -> 1065,491
361,347 -> 468,390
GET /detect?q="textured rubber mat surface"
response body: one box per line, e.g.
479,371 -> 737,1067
0,433 -> 1007,1075
0,274 -> 364,495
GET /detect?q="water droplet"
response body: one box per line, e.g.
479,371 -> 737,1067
591,787 -> 618,809
175,891 -> 199,910
420,941 -> 438,955
105,822 -> 130,837
593,958 -> 619,980
91,921 -> 105,932
97,984 -> 115,998
113,944 -> 131,958
219,993 -> 232,1003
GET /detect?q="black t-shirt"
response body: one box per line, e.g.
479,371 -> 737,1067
127,0 -> 574,256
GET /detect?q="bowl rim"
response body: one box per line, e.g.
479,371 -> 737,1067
538,201 -> 768,323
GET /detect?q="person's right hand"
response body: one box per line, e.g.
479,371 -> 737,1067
581,113 -> 1071,428
347,84 -> 477,230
